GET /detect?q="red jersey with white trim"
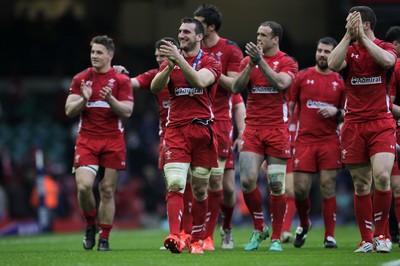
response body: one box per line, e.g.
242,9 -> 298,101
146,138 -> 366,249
343,39 -> 397,122
201,38 -> 243,121
290,66 -> 345,144
240,51 -> 298,128
136,68 -> 170,137
69,67 -> 133,138
159,51 -> 222,128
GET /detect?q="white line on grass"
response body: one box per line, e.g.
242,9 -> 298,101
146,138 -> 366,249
382,260 -> 400,266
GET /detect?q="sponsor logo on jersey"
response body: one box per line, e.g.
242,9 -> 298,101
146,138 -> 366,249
86,100 -> 110,108
351,76 -> 382,85
174,87 -> 204,96
306,100 -> 333,109
251,86 -> 278,94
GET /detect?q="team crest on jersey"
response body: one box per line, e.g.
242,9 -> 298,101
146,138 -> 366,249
272,61 -> 280,71
332,81 -> 338,91
107,79 -> 116,88
341,149 -> 347,160
165,150 -> 172,160
351,53 -> 359,58
215,51 -> 223,59
85,81 -> 93,87
294,158 -> 299,168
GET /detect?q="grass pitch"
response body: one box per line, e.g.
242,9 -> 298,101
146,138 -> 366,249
0,226 -> 399,266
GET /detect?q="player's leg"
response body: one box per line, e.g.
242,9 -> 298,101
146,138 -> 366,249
266,156 -> 287,252
293,171 -> 312,248
97,168 -> 119,251
320,169 -> 338,248
371,152 -> 395,253
203,157 -> 226,250
390,161 -> 400,247
75,166 -> 97,250
240,151 -> 269,251
281,168 -> 295,243
221,168 -> 235,249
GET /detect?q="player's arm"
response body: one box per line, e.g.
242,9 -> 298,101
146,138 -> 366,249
258,60 -> 293,90
232,63 -> 252,94
151,66 -> 172,94
65,80 -> 92,118
328,12 -> 357,72
359,37 -> 396,69
218,72 -> 236,92
288,101 -> 295,123
175,56 -> 217,88
131,78 -> 141,90
232,100 -> 246,152
99,86 -> 133,119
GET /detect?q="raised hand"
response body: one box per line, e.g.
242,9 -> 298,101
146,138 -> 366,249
80,80 -> 92,101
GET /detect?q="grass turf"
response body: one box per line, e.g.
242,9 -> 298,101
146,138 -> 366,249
0,226 -> 399,266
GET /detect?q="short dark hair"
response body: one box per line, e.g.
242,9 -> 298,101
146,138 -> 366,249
317,36 -> 338,48
260,21 -> 283,43
155,37 -> 179,49
90,35 -> 115,53
349,6 -> 376,31
181,17 -> 204,36
193,4 -> 222,32
385,26 -> 400,43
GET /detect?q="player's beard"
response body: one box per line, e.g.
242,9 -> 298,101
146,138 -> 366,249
316,57 -> 328,70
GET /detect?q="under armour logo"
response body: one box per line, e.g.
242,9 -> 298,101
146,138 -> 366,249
351,53 -> 359,58
307,79 -> 314,84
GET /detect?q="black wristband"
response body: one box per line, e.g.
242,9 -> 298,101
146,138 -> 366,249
336,108 -> 341,117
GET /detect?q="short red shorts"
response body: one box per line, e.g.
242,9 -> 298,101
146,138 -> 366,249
213,120 -> 232,158
163,123 -> 218,168
341,118 -> 396,164
74,133 -> 126,170
242,127 -> 291,159
293,142 -> 342,172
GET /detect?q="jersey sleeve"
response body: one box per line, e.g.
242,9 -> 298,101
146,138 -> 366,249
280,56 -> 299,81
135,69 -> 158,90
117,74 -> 134,102
231,93 -> 244,105
226,42 -> 243,73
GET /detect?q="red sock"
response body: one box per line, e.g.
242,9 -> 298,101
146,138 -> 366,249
243,187 -> 264,231
373,189 -> 392,237
270,194 -> 286,240
221,204 -> 234,230
394,197 -> 400,236
322,196 -> 337,238
204,190 -> 223,239
98,223 -> 112,240
166,191 -> 184,236
295,198 -> 311,228
354,193 -> 373,242
82,208 -> 97,226
181,183 -> 193,234
282,196 -> 295,232
191,197 -> 208,242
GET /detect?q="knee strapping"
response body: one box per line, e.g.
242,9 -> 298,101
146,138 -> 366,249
192,166 -> 211,179
75,165 -> 99,176
268,164 -> 286,196
211,157 -> 227,176
163,163 -> 190,193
